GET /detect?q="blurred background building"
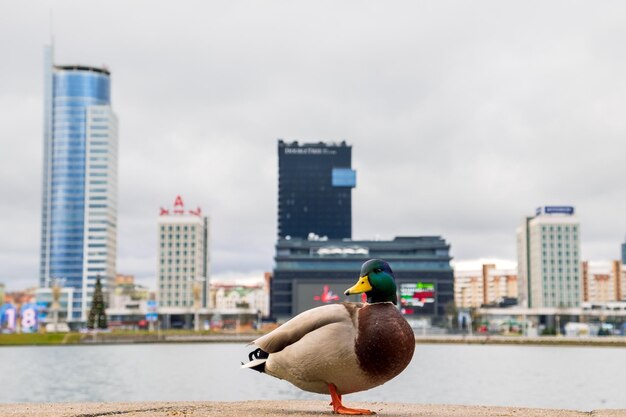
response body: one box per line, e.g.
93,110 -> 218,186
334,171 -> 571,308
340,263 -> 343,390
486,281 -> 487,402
105,274 -> 151,328
517,206 -> 581,308
273,140 -> 453,324
209,274 -> 270,317
277,140 -> 356,240
581,261 -> 624,303
157,196 -> 210,329
39,45 -> 118,323
454,263 -> 518,308
5,288 -> 36,306
272,236 -> 454,323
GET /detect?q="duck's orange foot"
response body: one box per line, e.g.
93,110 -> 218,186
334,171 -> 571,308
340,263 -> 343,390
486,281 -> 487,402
328,383 -> 376,415
333,405 -> 376,415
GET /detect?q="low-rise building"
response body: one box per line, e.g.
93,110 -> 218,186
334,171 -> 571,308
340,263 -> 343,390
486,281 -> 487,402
210,280 -> 269,317
6,288 -> 37,306
454,262 -> 518,308
272,236 -> 454,323
106,274 -> 151,328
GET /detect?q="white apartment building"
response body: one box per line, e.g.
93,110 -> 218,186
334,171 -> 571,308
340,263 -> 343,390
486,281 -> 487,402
517,206 -> 581,308
157,196 -> 210,310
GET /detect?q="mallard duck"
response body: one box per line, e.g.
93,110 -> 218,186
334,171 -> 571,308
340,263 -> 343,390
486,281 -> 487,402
242,259 -> 415,415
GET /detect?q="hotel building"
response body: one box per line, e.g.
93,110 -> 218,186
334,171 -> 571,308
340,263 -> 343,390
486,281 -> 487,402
157,196 -> 210,311
517,206 -> 581,308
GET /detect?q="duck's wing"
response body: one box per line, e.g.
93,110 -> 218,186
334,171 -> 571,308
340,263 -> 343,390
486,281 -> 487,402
253,302 -> 361,353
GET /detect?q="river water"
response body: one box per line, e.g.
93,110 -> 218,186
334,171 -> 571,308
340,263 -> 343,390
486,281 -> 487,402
0,343 -> 624,410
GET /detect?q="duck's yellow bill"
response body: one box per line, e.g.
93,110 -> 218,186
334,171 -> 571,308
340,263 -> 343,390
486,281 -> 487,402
344,275 -> 373,295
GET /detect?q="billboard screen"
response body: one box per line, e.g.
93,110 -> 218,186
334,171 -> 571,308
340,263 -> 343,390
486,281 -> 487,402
293,281 -> 437,316
400,282 -> 436,315
294,281 -> 361,315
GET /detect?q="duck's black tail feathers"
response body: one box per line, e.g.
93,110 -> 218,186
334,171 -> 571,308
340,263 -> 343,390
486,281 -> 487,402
241,348 -> 269,373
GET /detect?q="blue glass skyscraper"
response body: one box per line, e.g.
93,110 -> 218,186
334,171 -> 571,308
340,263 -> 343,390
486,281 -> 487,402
40,46 -> 118,322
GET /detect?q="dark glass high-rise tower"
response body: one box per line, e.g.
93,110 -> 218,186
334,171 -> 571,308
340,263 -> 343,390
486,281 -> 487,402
277,140 -> 356,240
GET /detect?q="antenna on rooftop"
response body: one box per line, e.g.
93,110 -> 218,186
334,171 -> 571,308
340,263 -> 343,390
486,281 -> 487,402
49,8 -> 55,62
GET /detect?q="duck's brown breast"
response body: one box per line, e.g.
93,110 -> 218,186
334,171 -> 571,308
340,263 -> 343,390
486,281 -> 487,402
355,303 -> 415,382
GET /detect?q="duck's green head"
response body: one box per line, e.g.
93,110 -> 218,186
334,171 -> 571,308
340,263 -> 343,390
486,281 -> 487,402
344,259 -> 398,304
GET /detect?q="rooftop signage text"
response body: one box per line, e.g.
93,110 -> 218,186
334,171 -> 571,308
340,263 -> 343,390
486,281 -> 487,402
536,206 -> 575,216
316,247 -> 369,256
284,148 -> 337,155
160,195 -> 202,217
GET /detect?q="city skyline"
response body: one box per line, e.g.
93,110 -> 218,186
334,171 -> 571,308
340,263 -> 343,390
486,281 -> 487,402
3,2 -> 626,292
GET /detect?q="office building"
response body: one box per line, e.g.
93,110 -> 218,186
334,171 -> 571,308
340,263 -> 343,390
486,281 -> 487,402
157,196 -> 210,311
454,263 -> 517,308
271,236 -> 454,322
622,239 -> 626,265
516,206 -> 581,308
277,140 -> 356,240
39,46 -> 118,322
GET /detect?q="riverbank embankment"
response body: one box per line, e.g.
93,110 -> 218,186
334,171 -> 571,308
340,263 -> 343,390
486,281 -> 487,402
3,332 -> 626,347
1,401 -> 624,417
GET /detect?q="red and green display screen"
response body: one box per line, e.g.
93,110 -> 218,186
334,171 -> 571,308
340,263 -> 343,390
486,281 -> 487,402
400,282 -> 435,314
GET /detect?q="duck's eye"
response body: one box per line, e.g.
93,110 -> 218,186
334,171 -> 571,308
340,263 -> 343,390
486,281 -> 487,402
373,268 -> 382,273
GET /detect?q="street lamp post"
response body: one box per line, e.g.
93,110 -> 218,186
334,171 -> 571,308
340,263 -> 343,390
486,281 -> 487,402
50,278 -> 65,332
189,277 -> 205,332
193,282 -> 201,332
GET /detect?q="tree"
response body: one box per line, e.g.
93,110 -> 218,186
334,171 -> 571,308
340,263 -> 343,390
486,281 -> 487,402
87,277 -> 108,329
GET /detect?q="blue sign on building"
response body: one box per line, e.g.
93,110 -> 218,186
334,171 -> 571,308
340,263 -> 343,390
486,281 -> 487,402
537,206 -> 575,216
146,300 -> 158,322
331,168 -> 357,188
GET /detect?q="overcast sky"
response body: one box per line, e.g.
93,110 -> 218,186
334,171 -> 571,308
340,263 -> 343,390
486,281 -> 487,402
2,1 -> 626,291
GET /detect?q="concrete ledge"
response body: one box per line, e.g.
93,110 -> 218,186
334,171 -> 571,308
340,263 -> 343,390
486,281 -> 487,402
0,401 -> 624,417
4,333 -> 626,347
413,335 -> 626,347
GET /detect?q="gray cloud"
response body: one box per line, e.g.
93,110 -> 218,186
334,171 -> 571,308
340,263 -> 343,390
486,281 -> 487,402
2,1 -> 626,291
